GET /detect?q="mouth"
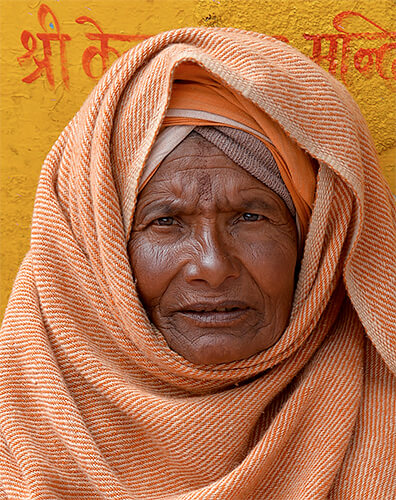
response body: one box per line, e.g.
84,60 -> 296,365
175,301 -> 251,327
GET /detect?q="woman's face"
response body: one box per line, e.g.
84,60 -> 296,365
130,135 -> 298,364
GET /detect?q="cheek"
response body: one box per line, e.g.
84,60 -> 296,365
238,236 -> 297,300
128,235 -> 181,309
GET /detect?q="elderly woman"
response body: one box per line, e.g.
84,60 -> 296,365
0,27 -> 395,499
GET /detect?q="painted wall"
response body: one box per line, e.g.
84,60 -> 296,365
1,0 -> 395,318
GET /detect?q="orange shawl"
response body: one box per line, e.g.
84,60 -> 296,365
1,27 -> 395,499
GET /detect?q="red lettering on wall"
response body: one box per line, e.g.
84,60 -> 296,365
304,11 -> 396,83
17,6 -> 396,90
17,4 -> 71,88
75,16 -> 149,79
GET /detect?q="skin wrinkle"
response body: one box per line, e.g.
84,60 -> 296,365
197,171 -> 212,202
129,135 -> 298,365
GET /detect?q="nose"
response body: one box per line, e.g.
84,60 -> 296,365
184,223 -> 240,288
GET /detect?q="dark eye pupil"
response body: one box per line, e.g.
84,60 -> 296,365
157,217 -> 174,226
243,213 -> 259,221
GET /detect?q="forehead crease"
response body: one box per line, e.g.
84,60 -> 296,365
156,161 -> 239,179
147,166 -> 263,201
197,171 -> 212,201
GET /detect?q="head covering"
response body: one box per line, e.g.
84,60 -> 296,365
1,27 -> 395,499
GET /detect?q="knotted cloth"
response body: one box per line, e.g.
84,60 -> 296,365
1,27 -> 395,499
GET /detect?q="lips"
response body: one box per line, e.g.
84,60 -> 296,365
175,301 -> 251,327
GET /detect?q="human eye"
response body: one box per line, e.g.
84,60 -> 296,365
241,212 -> 264,222
152,216 -> 176,226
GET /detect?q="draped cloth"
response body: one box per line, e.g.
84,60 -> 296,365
0,27 -> 395,499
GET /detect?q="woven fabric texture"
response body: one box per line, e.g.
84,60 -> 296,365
0,27 -> 395,499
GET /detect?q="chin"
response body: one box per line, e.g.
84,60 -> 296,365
159,319 -> 286,365
168,335 -> 261,365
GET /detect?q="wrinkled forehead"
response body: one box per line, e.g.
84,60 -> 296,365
137,134 -> 294,220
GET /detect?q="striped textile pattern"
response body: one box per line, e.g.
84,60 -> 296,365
0,27 -> 395,499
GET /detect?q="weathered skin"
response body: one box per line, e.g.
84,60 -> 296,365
129,134 -> 298,364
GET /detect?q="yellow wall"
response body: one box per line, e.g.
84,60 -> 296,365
1,0 -> 395,318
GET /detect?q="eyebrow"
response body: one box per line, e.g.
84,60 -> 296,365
236,196 -> 283,214
136,199 -> 191,220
